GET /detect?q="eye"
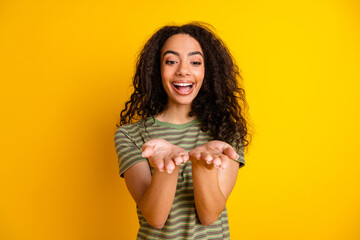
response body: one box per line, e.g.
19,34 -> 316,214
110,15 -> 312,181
191,61 -> 202,66
165,60 -> 177,65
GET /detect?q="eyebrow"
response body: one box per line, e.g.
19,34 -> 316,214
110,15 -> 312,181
163,50 -> 203,57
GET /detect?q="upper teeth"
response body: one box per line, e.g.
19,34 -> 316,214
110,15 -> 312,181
173,83 -> 193,86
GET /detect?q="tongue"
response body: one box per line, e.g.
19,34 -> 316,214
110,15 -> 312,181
178,86 -> 191,91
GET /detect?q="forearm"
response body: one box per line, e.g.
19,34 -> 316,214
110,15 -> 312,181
192,161 -> 226,225
139,166 -> 179,229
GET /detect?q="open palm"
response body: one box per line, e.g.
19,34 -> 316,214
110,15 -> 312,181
142,138 -> 189,173
189,140 -> 238,169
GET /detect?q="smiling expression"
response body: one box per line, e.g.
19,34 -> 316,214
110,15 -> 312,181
160,34 -> 205,109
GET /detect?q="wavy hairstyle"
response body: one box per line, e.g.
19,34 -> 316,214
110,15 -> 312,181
119,22 -> 250,149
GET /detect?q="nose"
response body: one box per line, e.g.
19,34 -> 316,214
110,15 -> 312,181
176,61 -> 190,76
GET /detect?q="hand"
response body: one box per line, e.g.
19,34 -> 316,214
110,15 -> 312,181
189,140 -> 238,169
142,138 -> 189,173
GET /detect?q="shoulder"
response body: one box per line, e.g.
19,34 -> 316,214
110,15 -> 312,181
114,118 -> 156,148
115,120 -> 146,139
114,121 -> 140,148
114,120 -> 151,178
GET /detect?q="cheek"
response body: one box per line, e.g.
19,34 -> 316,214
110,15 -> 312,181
160,68 -> 172,93
161,66 -> 172,81
194,67 -> 205,82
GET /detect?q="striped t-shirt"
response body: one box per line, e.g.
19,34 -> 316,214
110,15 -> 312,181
114,117 -> 245,239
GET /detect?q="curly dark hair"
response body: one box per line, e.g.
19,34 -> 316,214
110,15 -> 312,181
119,22 -> 250,150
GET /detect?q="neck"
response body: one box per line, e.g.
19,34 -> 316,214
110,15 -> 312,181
155,104 -> 195,124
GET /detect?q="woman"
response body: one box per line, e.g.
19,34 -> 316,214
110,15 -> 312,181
115,22 -> 250,239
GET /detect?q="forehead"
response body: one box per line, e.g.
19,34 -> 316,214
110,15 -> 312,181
161,34 -> 203,54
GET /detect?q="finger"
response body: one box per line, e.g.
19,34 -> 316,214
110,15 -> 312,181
150,156 -> 165,172
212,156 -> 222,168
219,155 -> 230,169
182,153 -> 189,163
223,145 -> 238,160
173,155 -> 183,165
173,151 -> 189,165
141,144 -> 154,158
189,152 -> 201,161
201,152 -> 213,164
164,156 -> 175,174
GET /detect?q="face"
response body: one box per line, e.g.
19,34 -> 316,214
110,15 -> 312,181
160,34 -> 205,109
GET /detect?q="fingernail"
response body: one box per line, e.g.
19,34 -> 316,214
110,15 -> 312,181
159,169 -> 164,172
206,161 -> 211,164
175,161 -> 181,165
167,170 -> 173,174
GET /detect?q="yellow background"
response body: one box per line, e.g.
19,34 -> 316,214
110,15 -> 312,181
1,0 -> 359,239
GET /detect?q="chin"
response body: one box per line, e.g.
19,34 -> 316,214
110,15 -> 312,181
169,97 -> 196,107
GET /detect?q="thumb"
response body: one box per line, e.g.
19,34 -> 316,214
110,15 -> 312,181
142,143 -> 154,158
223,145 -> 238,160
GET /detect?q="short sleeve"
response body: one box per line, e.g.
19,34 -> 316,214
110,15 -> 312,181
229,137 -> 245,168
234,146 -> 245,168
114,127 -> 148,178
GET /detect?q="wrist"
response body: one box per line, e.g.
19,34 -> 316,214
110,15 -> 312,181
152,165 -> 180,175
191,159 -> 217,171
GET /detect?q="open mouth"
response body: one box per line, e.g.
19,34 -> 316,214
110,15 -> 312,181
172,82 -> 194,93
